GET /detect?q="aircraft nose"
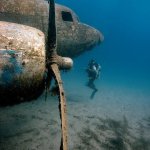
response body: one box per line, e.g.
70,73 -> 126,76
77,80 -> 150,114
83,24 -> 104,50
96,29 -> 104,44
57,22 -> 104,57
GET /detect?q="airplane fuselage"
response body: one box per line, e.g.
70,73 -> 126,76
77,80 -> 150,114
0,0 -> 103,57
0,0 -> 104,105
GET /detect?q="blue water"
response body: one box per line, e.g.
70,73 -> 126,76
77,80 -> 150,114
57,0 -> 150,90
0,1 -> 150,150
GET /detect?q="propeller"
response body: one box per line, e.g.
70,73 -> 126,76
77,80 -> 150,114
46,0 -> 72,150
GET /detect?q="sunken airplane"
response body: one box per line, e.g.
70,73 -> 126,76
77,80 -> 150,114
0,0 -> 104,105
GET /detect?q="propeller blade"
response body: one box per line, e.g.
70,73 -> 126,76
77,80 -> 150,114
51,63 -> 68,150
46,0 -> 68,150
47,0 -> 57,56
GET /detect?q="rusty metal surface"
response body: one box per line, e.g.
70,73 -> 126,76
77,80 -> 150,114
0,21 -> 45,105
0,0 -> 104,104
46,1 -> 68,149
51,63 -> 68,150
0,0 -> 103,58
0,0 -> 48,34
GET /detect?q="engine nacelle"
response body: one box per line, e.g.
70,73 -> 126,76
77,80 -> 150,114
0,21 -> 74,105
0,21 -> 45,105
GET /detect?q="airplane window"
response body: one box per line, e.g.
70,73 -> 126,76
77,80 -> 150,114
61,11 -> 73,22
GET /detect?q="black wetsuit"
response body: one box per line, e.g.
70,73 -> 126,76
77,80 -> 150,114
86,60 -> 100,99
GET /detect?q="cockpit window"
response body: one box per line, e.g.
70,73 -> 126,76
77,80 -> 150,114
61,11 -> 73,22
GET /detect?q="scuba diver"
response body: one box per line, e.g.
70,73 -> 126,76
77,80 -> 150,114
86,59 -> 101,99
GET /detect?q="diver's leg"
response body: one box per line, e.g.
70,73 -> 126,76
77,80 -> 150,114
87,79 -> 93,89
89,79 -> 97,91
93,83 -> 98,91
90,80 -> 98,99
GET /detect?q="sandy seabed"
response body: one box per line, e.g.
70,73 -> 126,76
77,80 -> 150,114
0,80 -> 150,150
